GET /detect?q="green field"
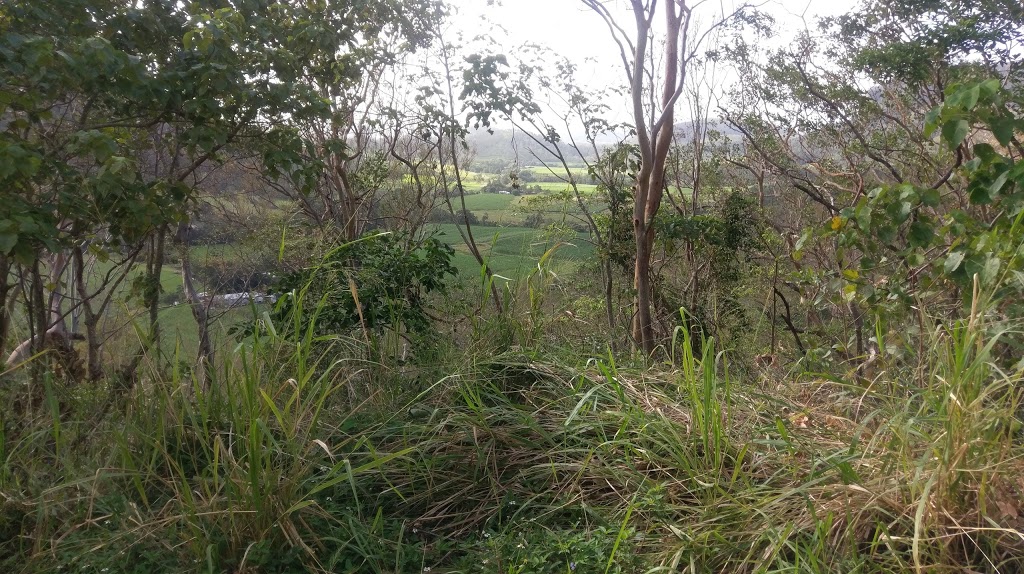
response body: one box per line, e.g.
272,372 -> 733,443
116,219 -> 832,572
525,181 -> 600,193
429,223 -> 595,281
522,164 -> 591,178
460,193 -> 520,210
460,190 -> 605,224
461,167 -> 600,195
33,187 -> 602,365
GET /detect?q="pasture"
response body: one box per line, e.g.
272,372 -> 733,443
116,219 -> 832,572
429,223 -> 595,280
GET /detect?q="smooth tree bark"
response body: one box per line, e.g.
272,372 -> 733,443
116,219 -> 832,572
582,0 -> 691,355
582,0 -> 754,355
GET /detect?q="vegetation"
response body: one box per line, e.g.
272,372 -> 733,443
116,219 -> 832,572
2,0 -> 1023,572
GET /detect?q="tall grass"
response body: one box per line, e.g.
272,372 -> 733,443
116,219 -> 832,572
1,266 -> 1022,573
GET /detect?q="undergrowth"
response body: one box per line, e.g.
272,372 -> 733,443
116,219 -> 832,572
1,289 -> 1022,573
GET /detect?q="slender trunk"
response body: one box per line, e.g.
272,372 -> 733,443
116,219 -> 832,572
774,286 -> 805,355
73,247 -> 103,381
633,224 -> 656,355
148,226 -> 166,354
437,37 -> 503,313
0,255 -> 10,355
770,259 -> 779,352
29,261 -> 47,379
7,258 -> 79,374
47,251 -> 69,334
630,0 -> 685,357
757,171 -> 766,209
177,221 -> 213,382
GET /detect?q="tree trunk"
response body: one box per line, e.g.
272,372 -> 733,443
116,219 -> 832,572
73,247 -> 103,381
0,255 -> 10,356
46,251 -> 70,334
29,261 -> 47,379
627,0 -> 686,357
633,223 -> 657,355
437,36 -> 504,314
177,221 -> 214,382
147,226 -> 167,354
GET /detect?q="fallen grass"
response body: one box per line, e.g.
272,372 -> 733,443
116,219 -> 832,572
0,295 -> 1022,573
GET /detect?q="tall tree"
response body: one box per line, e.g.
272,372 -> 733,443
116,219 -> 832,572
580,0 -> 757,354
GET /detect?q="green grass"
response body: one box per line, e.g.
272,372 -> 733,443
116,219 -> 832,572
525,181 -> 599,194
6,181 -> 1022,574
4,290 -> 1022,573
460,193 -> 520,211
521,165 -> 591,178
457,189 -> 606,228
429,223 -> 594,280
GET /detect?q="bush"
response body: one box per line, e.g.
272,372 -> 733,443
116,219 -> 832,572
271,232 -> 457,337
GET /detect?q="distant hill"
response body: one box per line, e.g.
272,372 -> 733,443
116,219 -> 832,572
466,129 -> 592,172
465,121 -> 743,173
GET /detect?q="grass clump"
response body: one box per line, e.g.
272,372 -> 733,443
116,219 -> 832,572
2,280 -> 1023,573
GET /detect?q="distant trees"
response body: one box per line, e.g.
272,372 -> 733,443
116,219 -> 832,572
6,0 -> 1017,381
0,0 -> 444,379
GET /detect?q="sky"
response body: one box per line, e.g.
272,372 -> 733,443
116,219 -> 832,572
445,0 -> 862,124
449,0 -> 862,61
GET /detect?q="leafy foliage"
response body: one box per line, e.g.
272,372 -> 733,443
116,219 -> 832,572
4,1 -> 1024,573
272,233 -> 457,338
820,80 -> 1024,311
0,0 -> 443,262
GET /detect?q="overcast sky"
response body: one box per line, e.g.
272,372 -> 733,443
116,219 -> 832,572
444,0 -> 862,124
449,0 -> 862,60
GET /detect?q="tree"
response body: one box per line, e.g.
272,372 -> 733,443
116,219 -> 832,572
460,42 -> 631,349
580,0 -> 758,355
0,0 -> 444,379
722,0 -> 1024,364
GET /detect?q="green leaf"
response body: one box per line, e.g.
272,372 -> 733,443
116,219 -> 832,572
941,119 -> 970,148
1013,270 -> 1024,290
877,223 -> 898,244
978,78 -> 1001,99
920,188 -> 941,207
886,200 -> 913,224
969,183 -> 994,205
842,283 -> 857,302
973,143 -> 996,162
0,233 -> 16,254
924,107 -> 941,136
943,250 -> 966,275
991,115 -> 1016,147
897,185 -> 919,204
989,171 -> 1010,198
794,229 -> 811,252
909,220 -> 934,248
982,256 -> 1001,285
961,84 -> 981,110
962,253 -> 1002,286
